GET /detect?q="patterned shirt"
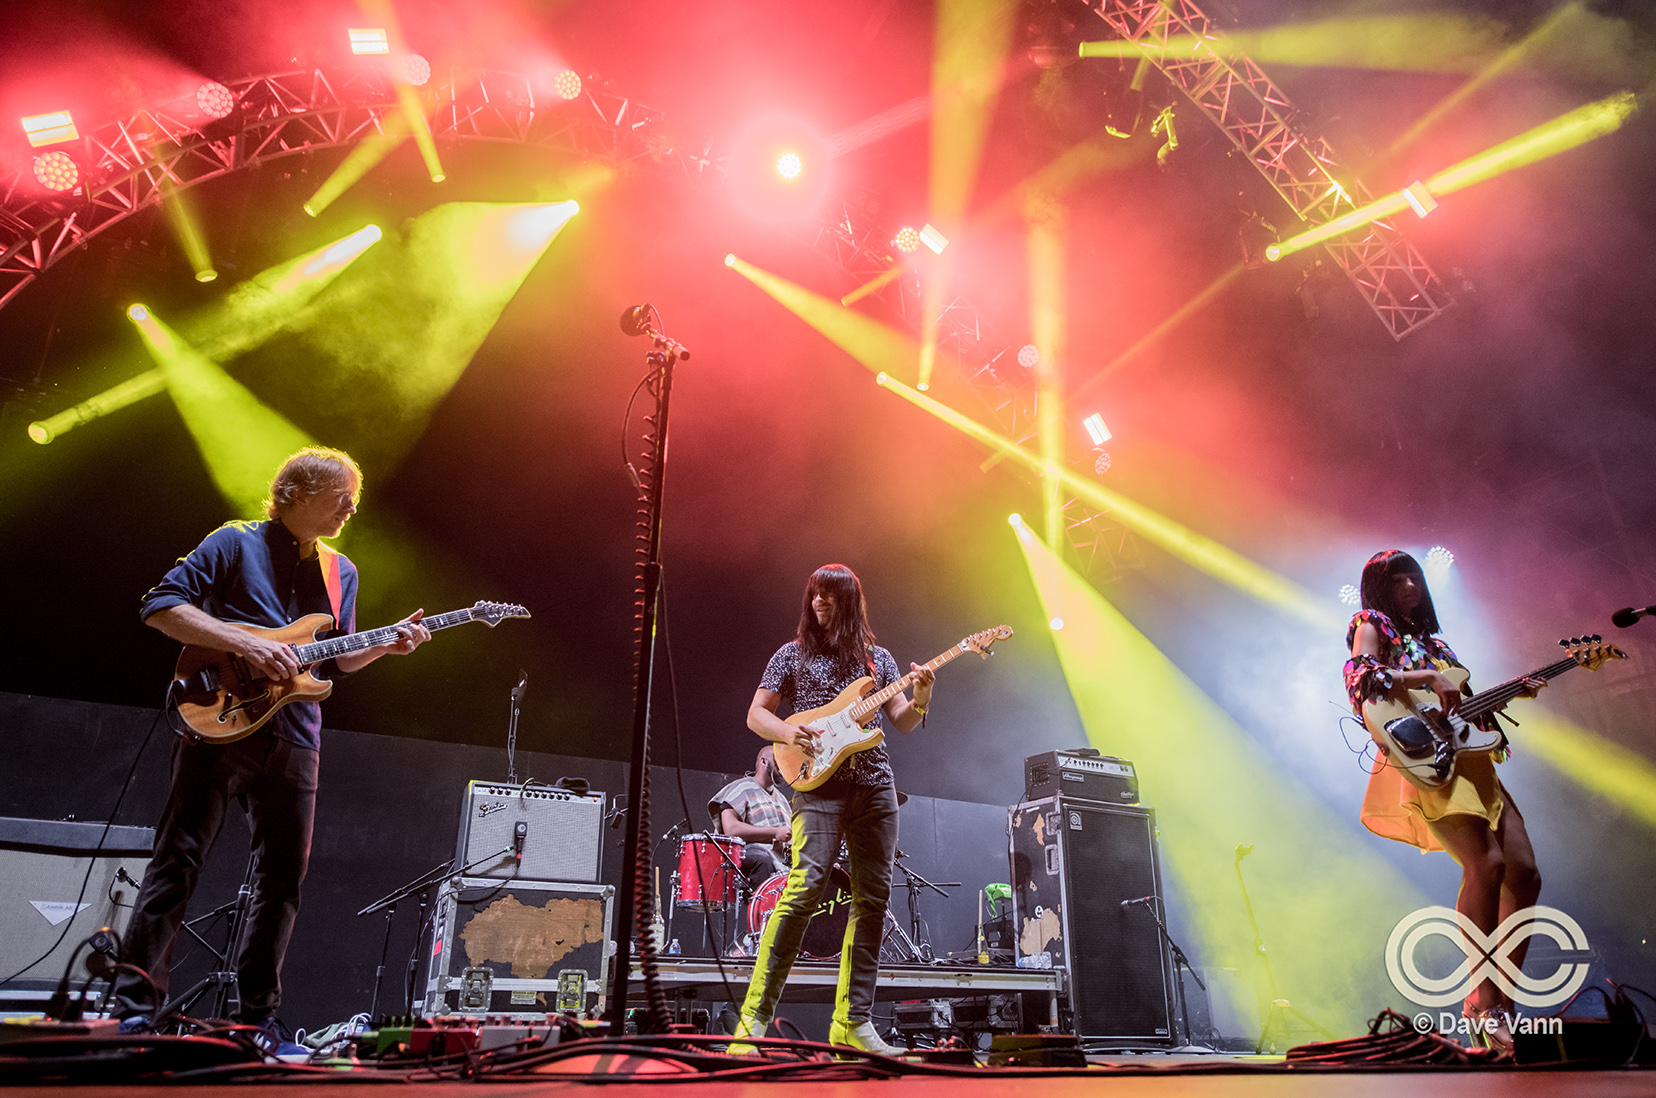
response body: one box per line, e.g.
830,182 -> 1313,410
708,776 -> 792,833
759,640 -> 901,787
1342,609 -> 1463,713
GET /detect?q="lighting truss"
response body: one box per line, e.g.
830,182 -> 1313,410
1083,0 -> 1453,341
0,66 -> 723,315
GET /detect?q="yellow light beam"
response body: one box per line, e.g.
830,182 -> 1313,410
840,265 -> 904,308
1072,263 -> 1243,398
357,0 -> 445,182
305,113 -> 412,216
1519,710 -> 1656,833
930,0 -> 1019,225
1271,91 -> 1639,262
162,182 -> 217,282
1012,521 -> 1428,1036
130,307 -> 315,517
1026,188 -> 1067,548
879,375 -> 1339,628
725,254 -> 922,378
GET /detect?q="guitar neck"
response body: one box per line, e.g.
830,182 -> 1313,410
848,642 -> 968,723
1459,656 -> 1579,719
294,608 -> 477,665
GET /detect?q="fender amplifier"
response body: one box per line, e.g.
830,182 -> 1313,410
1024,750 -> 1138,804
455,782 -> 605,883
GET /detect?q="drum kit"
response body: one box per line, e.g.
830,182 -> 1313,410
667,827 -> 956,962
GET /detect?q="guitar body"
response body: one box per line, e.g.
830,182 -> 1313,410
170,614 -> 337,744
1361,666 -> 1504,792
773,678 -> 885,791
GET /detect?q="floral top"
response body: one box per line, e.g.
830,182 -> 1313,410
760,641 -> 900,787
1342,609 -> 1463,713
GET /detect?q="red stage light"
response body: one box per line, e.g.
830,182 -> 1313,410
32,151 -> 78,191
776,152 -> 802,180
196,82 -> 235,119
22,110 -> 78,147
401,54 -> 431,87
893,227 -> 920,252
349,28 -> 389,55
1017,344 -> 1040,368
554,70 -> 582,101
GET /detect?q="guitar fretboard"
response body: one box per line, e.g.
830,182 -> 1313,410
294,608 -> 483,665
1459,656 -> 1580,720
847,642 -> 972,723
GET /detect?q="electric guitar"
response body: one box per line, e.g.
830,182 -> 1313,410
167,601 -> 530,743
773,625 -> 1013,791
1361,635 -> 1626,791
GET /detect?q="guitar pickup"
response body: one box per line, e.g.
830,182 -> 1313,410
181,666 -> 220,696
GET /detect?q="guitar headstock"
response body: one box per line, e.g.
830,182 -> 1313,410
963,624 -> 1014,658
472,600 -> 531,626
1559,634 -> 1628,671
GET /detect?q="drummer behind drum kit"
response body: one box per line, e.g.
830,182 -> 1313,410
667,817 -> 950,963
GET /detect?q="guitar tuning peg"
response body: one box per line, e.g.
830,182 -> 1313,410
1558,639 -> 1569,647
1591,634 -> 1602,643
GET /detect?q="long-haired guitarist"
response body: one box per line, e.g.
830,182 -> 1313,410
1344,549 -> 1542,1050
731,563 -> 934,1056
111,447 -> 429,1049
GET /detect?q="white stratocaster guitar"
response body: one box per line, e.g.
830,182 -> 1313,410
773,625 -> 1013,791
1361,634 -> 1626,791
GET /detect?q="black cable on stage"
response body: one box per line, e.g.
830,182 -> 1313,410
0,705 -> 163,989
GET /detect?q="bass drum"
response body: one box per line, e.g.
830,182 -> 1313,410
746,867 -> 854,960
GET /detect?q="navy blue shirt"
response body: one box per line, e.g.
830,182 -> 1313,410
141,519 -> 359,751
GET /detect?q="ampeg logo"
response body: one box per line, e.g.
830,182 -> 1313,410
1385,905 -> 1592,1008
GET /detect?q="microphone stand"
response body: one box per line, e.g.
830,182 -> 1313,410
1234,845 -> 1330,1052
507,673 -> 526,786
1127,898 -> 1208,1051
889,854 -> 956,964
608,309 -> 690,1036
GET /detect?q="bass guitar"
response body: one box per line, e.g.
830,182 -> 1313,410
773,625 -> 1013,791
1361,634 -> 1625,791
167,601 -> 530,743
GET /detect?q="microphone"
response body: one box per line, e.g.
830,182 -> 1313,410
510,670 -> 528,702
1119,895 -> 1155,908
513,821 -> 528,863
1612,605 -> 1654,628
115,867 -> 140,888
619,303 -> 653,336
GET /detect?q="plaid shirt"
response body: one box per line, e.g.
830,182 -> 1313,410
708,776 -> 792,833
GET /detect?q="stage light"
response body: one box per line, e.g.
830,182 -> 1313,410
554,69 -> 582,101
1082,412 -> 1111,445
919,223 -> 949,254
349,28 -> 390,55
196,82 -> 235,119
195,269 -> 219,283
1008,513 -> 1023,526
893,227 -> 921,252
22,110 -> 78,147
1017,344 -> 1039,368
401,53 -> 432,87
1424,546 -> 1454,576
27,421 -> 51,445
724,253 -> 737,267
1050,617 -> 1065,630
1094,450 -> 1112,474
1401,180 -> 1437,218
32,151 -> 77,192
777,152 -> 803,180
1339,584 -> 1360,607
127,304 -> 150,322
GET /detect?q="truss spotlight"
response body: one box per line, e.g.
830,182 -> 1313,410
32,151 -> 78,192
919,223 -> 948,255
195,269 -> 219,283
127,304 -> 150,322
1017,344 -> 1040,369
724,253 -> 737,267
27,421 -> 52,445
1093,449 -> 1112,474
401,53 -> 432,87
1009,513 -> 1023,527
348,28 -> 390,55
776,152 -> 803,180
1050,616 -> 1065,630
1424,546 -> 1455,576
554,69 -> 582,101
21,110 -> 78,147
1402,180 -> 1438,218
893,226 -> 921,253
1082,413 -> 1112,445
1339,584 -> 1360,607
195,82 -> 235,119
1152,106 -> 1178,169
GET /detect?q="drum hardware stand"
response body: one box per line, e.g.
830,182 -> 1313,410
886,852 -> 958,964
1124,896 -> 1212,1051
1235,844 -> 1331,1052
154,854 -> 257,1027
356,846 -> 514,1019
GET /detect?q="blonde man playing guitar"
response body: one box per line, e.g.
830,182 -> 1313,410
112,448 -> 428,1052
730,564 -> 933,1057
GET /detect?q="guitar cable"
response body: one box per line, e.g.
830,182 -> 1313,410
0,705 -> 163,990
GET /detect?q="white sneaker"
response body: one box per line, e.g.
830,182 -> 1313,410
725,1013 -> 769,1057
830,1018 -> 900,1056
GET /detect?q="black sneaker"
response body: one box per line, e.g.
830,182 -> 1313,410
116,1014 -> 153,1034
245,1016 -> 310,1062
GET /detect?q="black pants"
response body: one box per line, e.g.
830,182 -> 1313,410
112,729 -> 319,1022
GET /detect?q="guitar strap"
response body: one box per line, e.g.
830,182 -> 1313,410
316,542 -> 344,627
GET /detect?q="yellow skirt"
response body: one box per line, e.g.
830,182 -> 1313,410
1360,748 -> 1503,853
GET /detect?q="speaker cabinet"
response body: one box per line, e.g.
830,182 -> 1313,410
1008,798 -> 1172,1042
454,782 -> 605,883
0,817 -> 153,996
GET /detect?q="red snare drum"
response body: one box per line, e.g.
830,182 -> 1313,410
746,867 -> 854,960
675,833 -> 743,910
